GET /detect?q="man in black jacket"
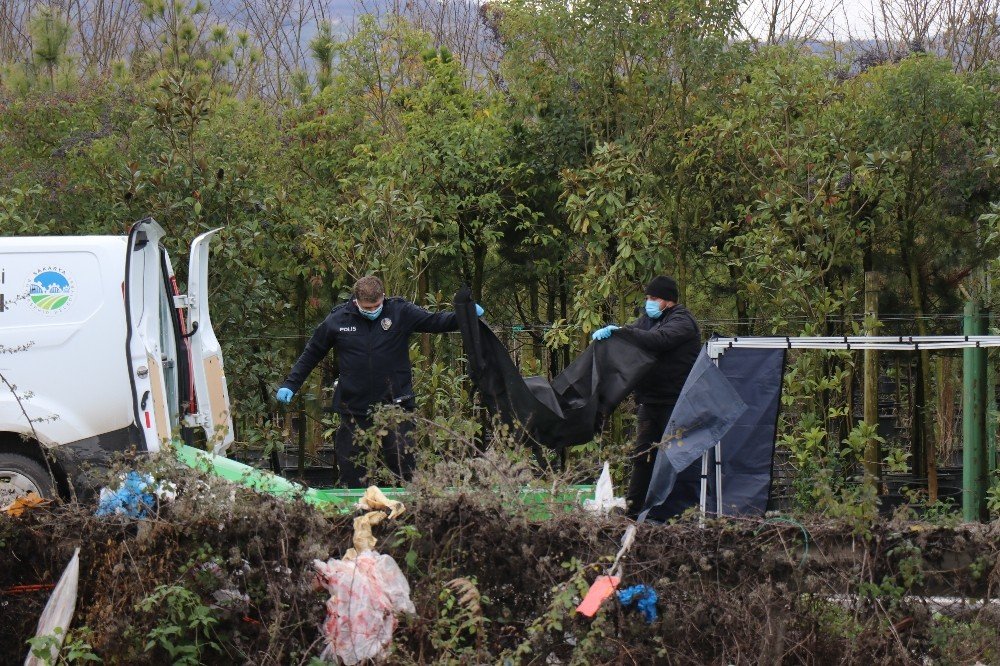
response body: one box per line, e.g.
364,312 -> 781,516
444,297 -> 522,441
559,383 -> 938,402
591,276 -> 701,518
276,276 -> 483,487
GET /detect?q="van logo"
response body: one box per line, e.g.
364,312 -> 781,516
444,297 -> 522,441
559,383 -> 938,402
26,268 -> 74,313
339,326 -> 356,332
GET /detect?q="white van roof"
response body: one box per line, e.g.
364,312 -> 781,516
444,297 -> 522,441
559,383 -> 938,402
1,235 -> 128,246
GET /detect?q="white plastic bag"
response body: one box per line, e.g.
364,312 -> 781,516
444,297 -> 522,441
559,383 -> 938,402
313,551 -> 415,664
25,548 -> 80,666
583,461 -> 626,513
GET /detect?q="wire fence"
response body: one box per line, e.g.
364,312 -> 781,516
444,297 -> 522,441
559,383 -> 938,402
222,312 -> 994,343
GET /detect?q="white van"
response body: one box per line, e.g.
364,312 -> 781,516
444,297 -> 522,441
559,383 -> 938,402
0,218 -> 233,503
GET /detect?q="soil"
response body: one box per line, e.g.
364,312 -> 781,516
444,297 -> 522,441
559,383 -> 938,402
3,463 -> 1000,665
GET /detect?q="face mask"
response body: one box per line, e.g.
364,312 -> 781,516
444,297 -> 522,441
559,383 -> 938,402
358,303 -> 383,320
645,300 -> 664,319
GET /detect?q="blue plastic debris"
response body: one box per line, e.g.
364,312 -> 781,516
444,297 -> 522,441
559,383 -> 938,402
96,472 -> 156,518
617,584 -> 658,623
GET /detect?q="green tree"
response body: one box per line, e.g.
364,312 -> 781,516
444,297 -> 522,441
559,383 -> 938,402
30,6 -> 73,91
850,55 -> 999,480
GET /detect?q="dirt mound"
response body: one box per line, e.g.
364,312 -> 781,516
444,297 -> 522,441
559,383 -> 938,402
3,465 -> 1000,664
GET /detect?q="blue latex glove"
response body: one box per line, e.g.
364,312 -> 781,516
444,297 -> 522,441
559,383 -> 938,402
591,325 -> 620,341
617,584 -> 659,624
276,387 -> 294,404
95,471 -> 156,519
475,303 -> 485,317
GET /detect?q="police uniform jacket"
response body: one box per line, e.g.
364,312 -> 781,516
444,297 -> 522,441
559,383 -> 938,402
280,298 -> 458,415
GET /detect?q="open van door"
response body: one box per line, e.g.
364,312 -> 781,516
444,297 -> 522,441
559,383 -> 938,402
186,228 -> 234,454
125,218 -> 171,452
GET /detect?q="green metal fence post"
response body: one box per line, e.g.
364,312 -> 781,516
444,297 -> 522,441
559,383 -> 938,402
988,322 -> 996,480
963,301 -> 988,521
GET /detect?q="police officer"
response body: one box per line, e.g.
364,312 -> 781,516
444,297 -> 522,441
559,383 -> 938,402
276,276 -> 483,487
591,275 -> 700,518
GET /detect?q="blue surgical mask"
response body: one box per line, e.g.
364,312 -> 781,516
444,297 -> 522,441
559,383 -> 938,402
645,300 -> 664,319
358,303 -> 383,320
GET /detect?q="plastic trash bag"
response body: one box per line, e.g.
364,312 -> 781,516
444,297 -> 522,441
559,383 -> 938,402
25,548 -> 80,666
357,486 -> 404,519
349,511 -> 387,557
454,287 -> 658,450
583,462 -> 626,514
95,471 -> 175,518
313,551 -> 415,665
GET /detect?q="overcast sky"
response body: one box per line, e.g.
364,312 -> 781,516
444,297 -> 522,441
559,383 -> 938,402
737,0 -> 924,41
299,0 -> 935,51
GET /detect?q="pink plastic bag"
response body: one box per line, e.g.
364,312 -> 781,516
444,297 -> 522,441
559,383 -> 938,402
313,551 -> 415,664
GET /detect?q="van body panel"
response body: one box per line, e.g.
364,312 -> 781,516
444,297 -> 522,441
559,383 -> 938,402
147,352 -> 170,437
52,425 -> 142,499
0,221 -> 234,498
0,237 -> 134,447
187,228 -> 234,453
124,220 -> 170,453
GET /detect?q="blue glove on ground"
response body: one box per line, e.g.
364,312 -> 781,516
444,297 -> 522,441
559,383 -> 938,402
617,584 -> 659,624
95,471 -> 156,518
475,303 -> 485,317
592,325 -> 620,341
276,387 -> 294,404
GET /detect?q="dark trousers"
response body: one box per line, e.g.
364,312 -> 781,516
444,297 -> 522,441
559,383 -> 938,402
334,411 -> 415,488
626,403 -> 675,519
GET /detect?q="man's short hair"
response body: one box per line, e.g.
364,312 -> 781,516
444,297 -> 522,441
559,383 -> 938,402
353,276 -> 385,303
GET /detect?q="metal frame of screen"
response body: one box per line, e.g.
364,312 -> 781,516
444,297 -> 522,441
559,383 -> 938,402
699,335 -> 1000,518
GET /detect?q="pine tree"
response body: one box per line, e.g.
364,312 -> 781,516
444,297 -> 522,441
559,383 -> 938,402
29,6 -> 72,91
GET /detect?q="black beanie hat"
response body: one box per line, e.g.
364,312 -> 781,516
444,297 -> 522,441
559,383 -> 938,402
645,276 -> 678,302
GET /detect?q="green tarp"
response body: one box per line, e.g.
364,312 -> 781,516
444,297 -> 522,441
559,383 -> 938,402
173,444 -> 593,517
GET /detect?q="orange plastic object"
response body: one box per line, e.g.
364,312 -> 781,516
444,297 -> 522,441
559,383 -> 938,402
576,575 -> 620,617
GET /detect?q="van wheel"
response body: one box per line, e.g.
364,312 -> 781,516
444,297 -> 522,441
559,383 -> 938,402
0,453 -> 56,505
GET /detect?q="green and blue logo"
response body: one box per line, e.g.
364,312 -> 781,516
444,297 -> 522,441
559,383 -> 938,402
27,269 -> 74,312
